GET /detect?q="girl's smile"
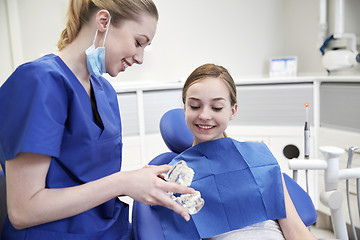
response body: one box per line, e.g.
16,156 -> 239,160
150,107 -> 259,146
184,77 -> 237,145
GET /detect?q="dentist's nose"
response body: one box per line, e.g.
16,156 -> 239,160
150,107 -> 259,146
133,49 -> 144,65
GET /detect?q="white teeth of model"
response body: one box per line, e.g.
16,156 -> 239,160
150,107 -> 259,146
122,60 -> 129,69
199,125 -> 212,129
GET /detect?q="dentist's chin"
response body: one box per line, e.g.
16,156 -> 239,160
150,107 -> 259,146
107,69 -> 119,77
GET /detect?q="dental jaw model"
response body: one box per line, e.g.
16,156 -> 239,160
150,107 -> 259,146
165,160 -> 204,215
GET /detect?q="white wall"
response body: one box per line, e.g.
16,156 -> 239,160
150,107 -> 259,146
1,0 -> 360,86
0,0 -> 15,86
0,0 -> 67,86
128,0 -> 288,82
284,0 -> 323,73
17,0 -> 67,61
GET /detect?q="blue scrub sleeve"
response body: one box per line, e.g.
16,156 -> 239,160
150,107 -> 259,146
0,62 -> 67,161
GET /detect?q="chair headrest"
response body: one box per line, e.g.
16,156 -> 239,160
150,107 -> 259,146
159,108 -> 193,154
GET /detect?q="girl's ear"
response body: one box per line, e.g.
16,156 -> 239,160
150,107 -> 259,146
230,103 -> 238,120
95,10 -> 111,32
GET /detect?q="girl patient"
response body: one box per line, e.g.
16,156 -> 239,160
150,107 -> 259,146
154,63 -> 317,240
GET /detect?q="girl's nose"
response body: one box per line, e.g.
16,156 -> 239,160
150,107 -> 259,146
199,107 -> 211,121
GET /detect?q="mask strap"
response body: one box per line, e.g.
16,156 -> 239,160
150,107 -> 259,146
91,16 -> 111,47
92,30 -> 98,46
102,16 -> 111,47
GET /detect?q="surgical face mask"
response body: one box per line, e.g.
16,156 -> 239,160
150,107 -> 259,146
85,17 -> 111,77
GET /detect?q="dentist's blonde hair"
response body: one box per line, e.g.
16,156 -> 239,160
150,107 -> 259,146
57,0 -> 158,50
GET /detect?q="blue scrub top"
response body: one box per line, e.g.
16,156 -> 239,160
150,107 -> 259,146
0,54 -> 129,240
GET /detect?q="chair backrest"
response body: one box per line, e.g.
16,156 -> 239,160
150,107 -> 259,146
131,108 -> 317,240
0,169 -> 6,239
282,172 -> 317,226
159,108 -> 193,154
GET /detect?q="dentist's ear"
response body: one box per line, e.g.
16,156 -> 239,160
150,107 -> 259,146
230,103 -> 238,120
96,10 -> 111,32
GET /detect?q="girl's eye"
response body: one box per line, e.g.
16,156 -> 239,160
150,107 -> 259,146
136,40 -> 143,47
190,106 -> 200,110
213,107 -> 223,112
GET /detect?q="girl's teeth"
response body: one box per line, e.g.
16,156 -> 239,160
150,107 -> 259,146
199,125 -> 212,129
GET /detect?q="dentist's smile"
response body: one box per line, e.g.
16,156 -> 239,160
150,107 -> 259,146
121,59 -> 131,71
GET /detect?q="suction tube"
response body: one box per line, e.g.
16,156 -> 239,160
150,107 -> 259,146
346,147 -> 358,240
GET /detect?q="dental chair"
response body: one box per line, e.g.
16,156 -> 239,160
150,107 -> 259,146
131,108 -> 317,240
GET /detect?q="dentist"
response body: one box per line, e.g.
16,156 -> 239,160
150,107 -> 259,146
0,0 -> 193,239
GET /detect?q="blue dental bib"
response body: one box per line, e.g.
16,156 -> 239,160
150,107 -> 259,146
154,138 -> 286,239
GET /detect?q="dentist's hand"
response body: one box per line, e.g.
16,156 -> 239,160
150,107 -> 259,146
119,164 -> 194,221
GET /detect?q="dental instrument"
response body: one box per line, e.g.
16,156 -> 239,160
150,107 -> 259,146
304,103 -> 310,159
292,102 -> 311,183
346,146 -> 358,240
304,103 -> 310,193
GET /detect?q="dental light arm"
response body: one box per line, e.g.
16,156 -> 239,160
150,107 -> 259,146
322,49 -> 360,71
319,0 -> 359,72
